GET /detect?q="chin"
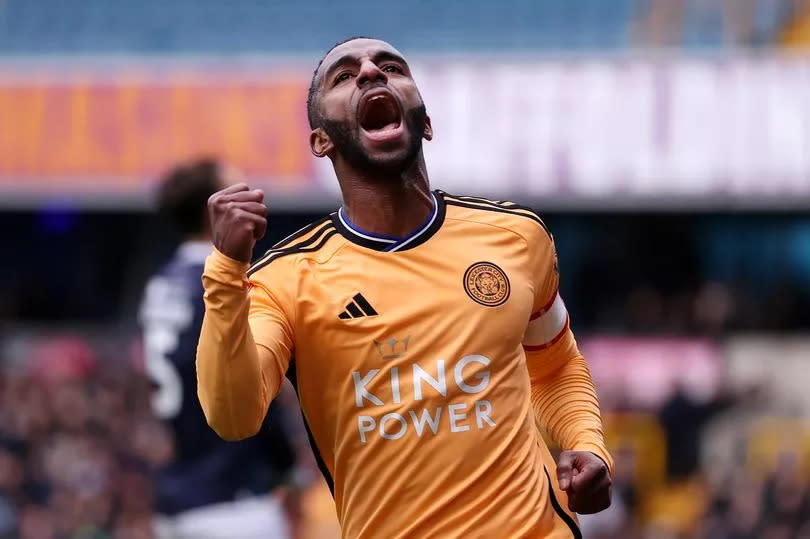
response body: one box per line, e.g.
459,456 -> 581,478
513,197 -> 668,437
360,144 -> 417,173
368,155 -> 413,174
359,132 -> 421,172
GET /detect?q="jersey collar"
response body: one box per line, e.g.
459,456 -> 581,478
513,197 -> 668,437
332,190 -> 446,252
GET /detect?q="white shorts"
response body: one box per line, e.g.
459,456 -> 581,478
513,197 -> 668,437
155,495 -> 289,539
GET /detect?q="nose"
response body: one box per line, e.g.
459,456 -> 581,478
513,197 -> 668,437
356,59 -> 387,88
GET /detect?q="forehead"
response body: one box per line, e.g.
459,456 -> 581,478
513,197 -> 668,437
318,39 -> 406,78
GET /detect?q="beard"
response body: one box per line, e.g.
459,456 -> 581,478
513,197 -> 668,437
321,103 -> 427,177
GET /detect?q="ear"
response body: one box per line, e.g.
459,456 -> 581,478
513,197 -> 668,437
423,114 -> 433,141
310,128 -> 333,158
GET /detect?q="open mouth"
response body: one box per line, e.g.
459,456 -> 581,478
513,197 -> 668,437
359,90 -> 402,138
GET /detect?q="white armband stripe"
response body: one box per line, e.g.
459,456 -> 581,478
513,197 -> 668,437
523,293 -> 568,347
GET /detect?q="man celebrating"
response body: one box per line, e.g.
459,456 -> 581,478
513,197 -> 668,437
197,37 -> 612,538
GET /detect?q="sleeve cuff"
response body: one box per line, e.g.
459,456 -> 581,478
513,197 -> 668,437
204,248 -> 251,288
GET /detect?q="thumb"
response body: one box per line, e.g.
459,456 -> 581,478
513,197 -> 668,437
557,452 -> 575,491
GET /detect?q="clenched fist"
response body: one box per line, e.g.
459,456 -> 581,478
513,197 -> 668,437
207,183 -> 268,263
556,451 -> 612,514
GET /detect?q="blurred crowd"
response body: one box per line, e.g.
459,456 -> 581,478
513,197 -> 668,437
0,334 -> 340,539
0,336 -> 164,539
582,391 -> 810,539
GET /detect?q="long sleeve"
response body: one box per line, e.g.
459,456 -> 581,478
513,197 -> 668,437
196,248 -> 293,441
525,332 -> 613,475
523,227 -> 614,475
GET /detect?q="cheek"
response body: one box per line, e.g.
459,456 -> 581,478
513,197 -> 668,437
322,89 -> 357,122
397,81 -> 423,107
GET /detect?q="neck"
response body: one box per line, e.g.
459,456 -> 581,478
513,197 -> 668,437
336,153 -> 433,238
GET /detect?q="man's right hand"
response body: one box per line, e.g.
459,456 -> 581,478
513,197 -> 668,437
208,183 -> 268,263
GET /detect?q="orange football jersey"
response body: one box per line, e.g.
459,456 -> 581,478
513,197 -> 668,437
197,190 -> 612,538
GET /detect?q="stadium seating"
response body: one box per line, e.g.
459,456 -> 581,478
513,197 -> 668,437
0,0 -> 635,53
1,0 -> 793,53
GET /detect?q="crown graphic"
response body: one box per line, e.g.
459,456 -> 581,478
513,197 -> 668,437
374,336 -> 410,360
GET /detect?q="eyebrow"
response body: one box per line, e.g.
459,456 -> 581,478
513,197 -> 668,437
322,50 -> 409,85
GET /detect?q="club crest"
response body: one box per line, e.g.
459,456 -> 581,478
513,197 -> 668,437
463,262 -> 510,307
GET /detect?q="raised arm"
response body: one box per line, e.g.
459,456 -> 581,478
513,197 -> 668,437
196,184 -> 293,440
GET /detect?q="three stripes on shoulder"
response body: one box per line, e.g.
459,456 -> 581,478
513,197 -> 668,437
440,192 -> 551,237
248,216 -> 336,276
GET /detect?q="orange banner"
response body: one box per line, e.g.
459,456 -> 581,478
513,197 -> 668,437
0,71 -> 313,193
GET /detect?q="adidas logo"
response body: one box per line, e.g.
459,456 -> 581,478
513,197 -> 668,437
338,293 -> 378,320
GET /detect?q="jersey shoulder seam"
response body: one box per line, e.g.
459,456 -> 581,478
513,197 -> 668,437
445,215 -> 532,247
308,235 -> 352,267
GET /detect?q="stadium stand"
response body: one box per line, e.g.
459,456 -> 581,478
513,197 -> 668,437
0,0 -> 799,53
0,0 -> 635,53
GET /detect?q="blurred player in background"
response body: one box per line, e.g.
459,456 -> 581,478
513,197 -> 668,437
140,159 -> 300,539
197,38 -> 612,538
